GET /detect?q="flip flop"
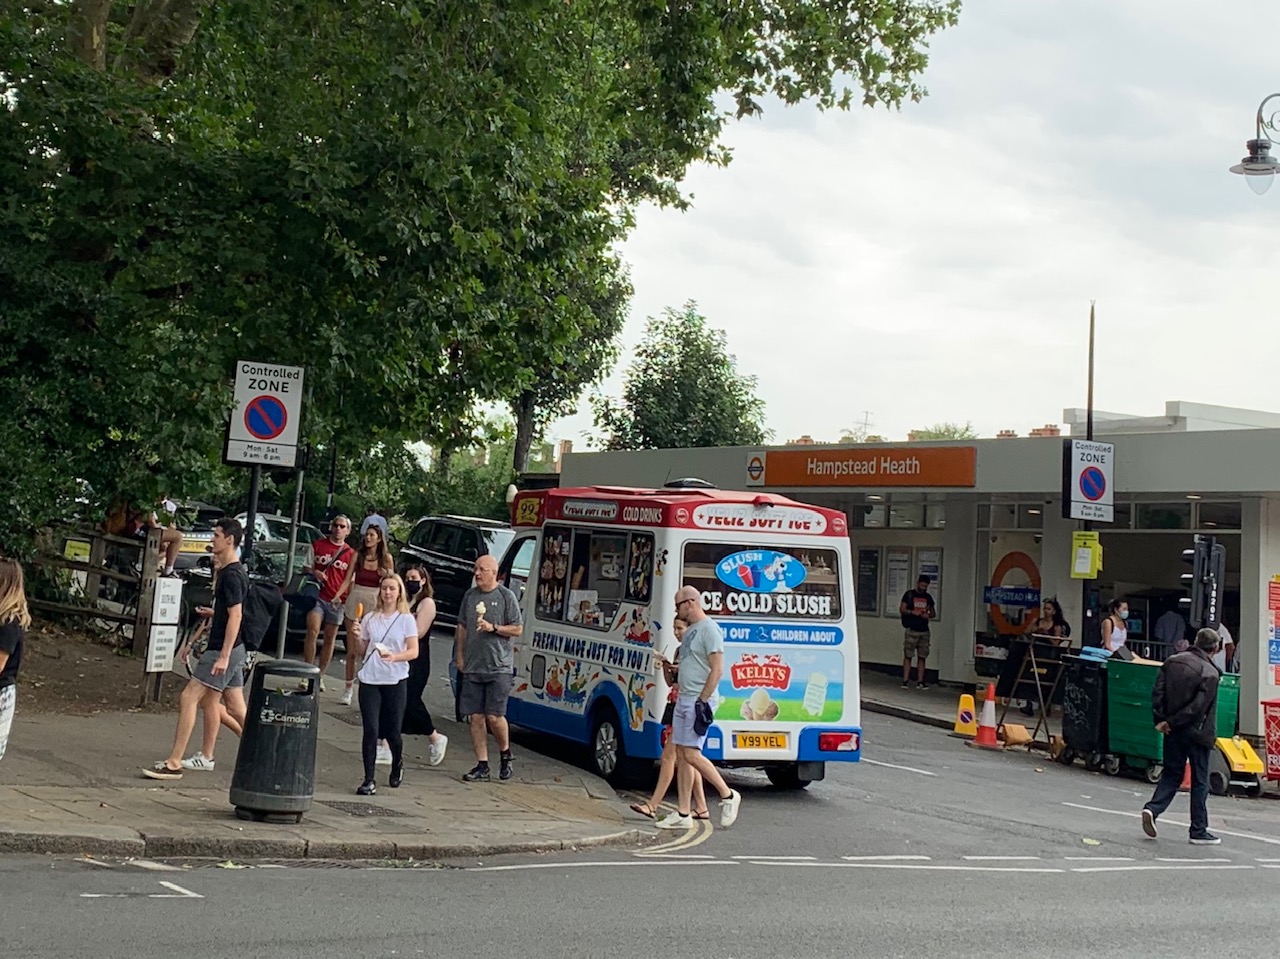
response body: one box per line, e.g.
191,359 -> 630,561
629,802 -> 656,819
693,809 -> 710,821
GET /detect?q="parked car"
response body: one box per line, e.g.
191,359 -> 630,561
396,515 -> 515,624
235,512 -> 322,548
179,541 -> 317,647
173,501 -> 229,572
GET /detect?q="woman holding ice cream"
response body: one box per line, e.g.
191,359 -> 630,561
348,573 -> 418,795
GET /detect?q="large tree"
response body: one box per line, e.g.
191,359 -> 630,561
0,1 -> 958,551
593,302 -> 769,450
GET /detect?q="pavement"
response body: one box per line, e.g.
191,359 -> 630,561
860,667 -> 967,728
0,648 -> 641,862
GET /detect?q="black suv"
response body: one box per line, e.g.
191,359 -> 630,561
396,515 -> 515,624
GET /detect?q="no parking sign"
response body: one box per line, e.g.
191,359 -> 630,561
1061,439 -> 1114,523
225,361 -> 305,467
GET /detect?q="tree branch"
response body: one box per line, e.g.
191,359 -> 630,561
67,0 -> 114,71
115,0 -> 211,83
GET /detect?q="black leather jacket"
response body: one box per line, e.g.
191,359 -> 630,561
1152,647 -> 1220,748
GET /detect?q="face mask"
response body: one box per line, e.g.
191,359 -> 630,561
406,580 -> 422,597
1119,609 -> 1129,620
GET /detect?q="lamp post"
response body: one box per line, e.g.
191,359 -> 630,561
1229,93 -> 1280,194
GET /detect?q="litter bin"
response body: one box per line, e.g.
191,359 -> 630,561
1104,658 -> 1164,781
229,659 -> 321,823
1060,655 -> 1108,764
1216,673 -> 1240,738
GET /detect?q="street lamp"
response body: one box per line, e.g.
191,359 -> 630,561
1229,93 -> 1280,194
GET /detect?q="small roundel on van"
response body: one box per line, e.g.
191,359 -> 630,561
716,550 -> 807,594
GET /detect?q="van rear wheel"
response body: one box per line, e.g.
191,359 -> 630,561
765,764 -> 811,790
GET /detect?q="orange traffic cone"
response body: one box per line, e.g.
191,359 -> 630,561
1178,760 -> 1191,792
968,682 -> 1002,750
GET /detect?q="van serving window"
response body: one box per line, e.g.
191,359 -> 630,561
535,526 -> 654,631
682,542 -> 842,621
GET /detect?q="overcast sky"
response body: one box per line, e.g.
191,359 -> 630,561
549,0 -> 1280,449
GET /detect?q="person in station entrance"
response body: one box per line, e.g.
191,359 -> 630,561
1100,598 -> 1129,654
899,575 -> 937,690
1213,621 -> 1235,673
1153,607 -> 1189,659
1141,628 -> 1222,845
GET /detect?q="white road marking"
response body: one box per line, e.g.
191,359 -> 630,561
1157,857 -> 1232,863
1063,857 -> 1133,862
1061,802 -> 1280,847
841,855 -> 931,861
639,854 -> 718,860
730,855 -> 816,861
80,881 -> 204,899
132,859 -> 186,872
1070,865 -> 1252,873
744,862 -> 1065,874
77,858 -> 116,869
1256,858 -> 1280,863
860,757 -> 937,777
962,856 -> 1041,861
467,860 -> 739,873
156,881 -> 203,898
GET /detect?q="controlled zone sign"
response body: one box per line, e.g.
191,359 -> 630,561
225,361 -> 305,467
1061,438 -> 1114,523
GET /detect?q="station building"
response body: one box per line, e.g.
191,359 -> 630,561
560,402 -> 1280,736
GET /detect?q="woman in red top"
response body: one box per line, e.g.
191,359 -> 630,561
629,618 -> 707,821
336,525 -> 395,707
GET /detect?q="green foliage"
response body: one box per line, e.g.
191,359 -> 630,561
593,302 -> 770,450
0,0 -> 958,553
910,421 -> 978,440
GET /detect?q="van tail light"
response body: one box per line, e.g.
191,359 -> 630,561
818,732 -> 859,752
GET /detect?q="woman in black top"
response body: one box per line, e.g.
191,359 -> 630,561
0,558 -> 31,763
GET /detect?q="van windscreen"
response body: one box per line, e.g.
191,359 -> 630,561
682,543 -> 842,620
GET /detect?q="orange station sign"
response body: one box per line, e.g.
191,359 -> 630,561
747,446 -> 977,488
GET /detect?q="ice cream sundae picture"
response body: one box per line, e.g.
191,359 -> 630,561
740,687 -> 779,721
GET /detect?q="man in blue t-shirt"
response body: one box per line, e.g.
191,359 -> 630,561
653,585 -> 743,832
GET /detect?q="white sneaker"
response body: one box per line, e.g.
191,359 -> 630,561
340,686 -> 353,706
719,789 -> 742,828
180,753 -> 215,771
376,743 -> 393,765
319,678 -> 327,693
428,734 -> 448,766
654,811 -> 694,830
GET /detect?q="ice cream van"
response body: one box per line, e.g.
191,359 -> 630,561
496,483 -> 861,787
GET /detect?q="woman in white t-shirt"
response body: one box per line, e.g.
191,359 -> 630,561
348,574 -> 419,795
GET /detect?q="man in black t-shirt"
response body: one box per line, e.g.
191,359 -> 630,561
899,575 -> 937,689
144,518 -> 249,780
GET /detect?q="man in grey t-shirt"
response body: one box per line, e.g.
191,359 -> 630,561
455,555 -> 522,782
654,585 -> 742,831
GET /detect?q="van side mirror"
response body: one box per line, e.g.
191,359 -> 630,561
463,547 -> 478,561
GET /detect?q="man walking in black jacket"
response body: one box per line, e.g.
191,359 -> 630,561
1141,628 -> 1222,845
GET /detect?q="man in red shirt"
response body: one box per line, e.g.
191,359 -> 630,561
304,515 -> 354,689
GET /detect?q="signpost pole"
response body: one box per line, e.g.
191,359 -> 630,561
1082,301 -> 1096,645
244,464 -> 262,568
276,456 -> 306,660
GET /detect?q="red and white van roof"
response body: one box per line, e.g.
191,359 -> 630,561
511,486 -> 848,538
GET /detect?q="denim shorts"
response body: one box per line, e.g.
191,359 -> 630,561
192,645 -> 246,692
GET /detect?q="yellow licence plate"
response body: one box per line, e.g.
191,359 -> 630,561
733,732 -> 788,750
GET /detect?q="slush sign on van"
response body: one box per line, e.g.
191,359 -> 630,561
716,550 -> 807,593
